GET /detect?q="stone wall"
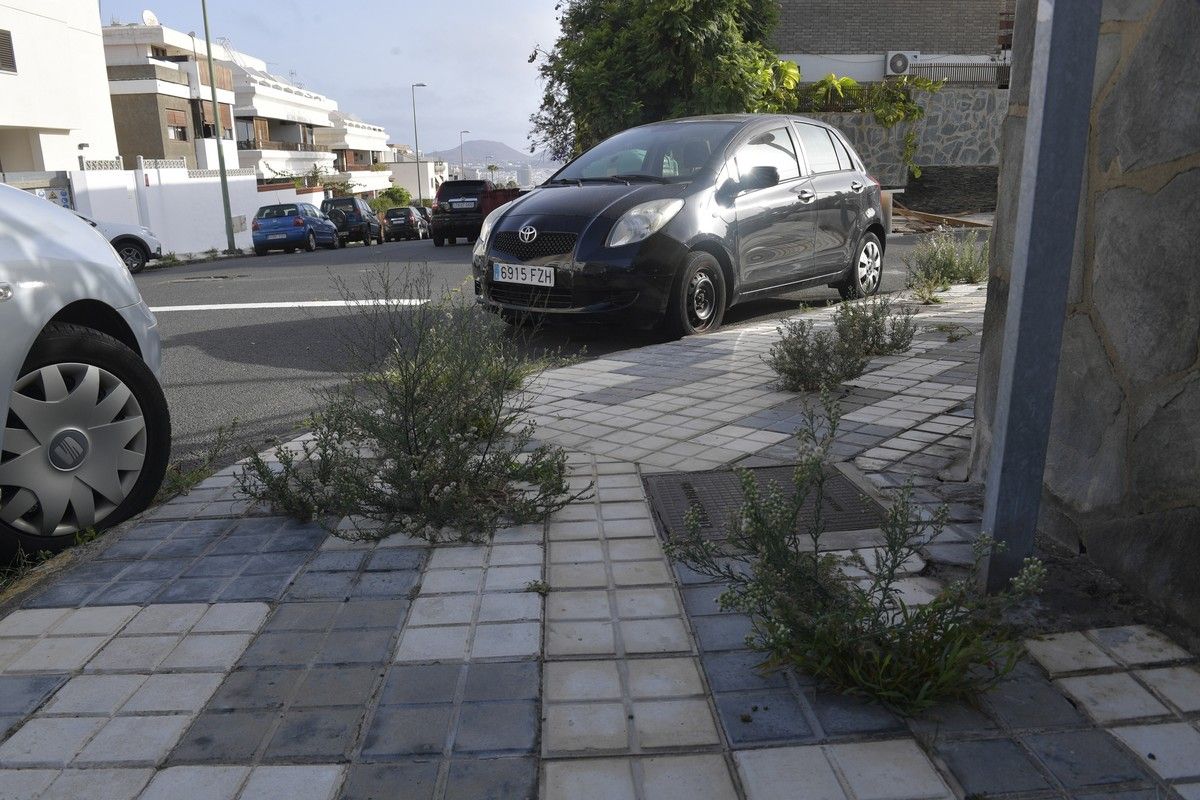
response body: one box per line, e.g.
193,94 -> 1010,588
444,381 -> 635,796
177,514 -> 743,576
812,87 -> 1007,187
972,0 -> 1200,626
771,0 -> 1002,54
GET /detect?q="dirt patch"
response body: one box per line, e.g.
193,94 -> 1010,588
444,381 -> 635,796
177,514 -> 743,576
901,166 -> 998,215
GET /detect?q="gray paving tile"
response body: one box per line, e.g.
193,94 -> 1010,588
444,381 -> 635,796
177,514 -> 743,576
285,572 -> 357,601
315,629 -> 393,665
307,551 -> 368,572
700,651 -> 789,693
241,551 -> 311,575
41,767 -> 154,800
90,581 -> 166,605
809,692 -> 905,737
352,571 -> 420,598
0,673 -> 67,715
714,689 -> 815,746
334,600 -> 409,630
119,559 -> 190,580
263,707 -> 361,761
170,710 -> 276,763
360,705 -> 453,758
293,666 -> 380,708
936,738 -> 1051,794
1025,729 -> 1152,789
183,555 -> 248,578
691,614 -> 753,652
453,701 -> 538,754
237,632 -> 325,667
208,668 -> 304,710
264,602 -> 341,632
154,577 -> 228,604
23,581 -> 102,608
982,663 -> 1088,730
379,664 -> 461,705
444,756 -> 536,800
365,549 -> 426,571
463,661 -> 540,701
341,762 -> 439,800
74,714 -> 191,766
151,537 -> 214,558
908,701 -> 999,736
57,560 -> 133,583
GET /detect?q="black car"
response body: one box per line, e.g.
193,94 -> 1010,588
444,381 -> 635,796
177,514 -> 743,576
321,196 -> 383,246
472,114 -> 886,336
384,206 -> 429,241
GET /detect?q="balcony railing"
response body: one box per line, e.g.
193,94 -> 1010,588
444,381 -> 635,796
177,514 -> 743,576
909,62 -> 1011,88
237,139 -> 331,153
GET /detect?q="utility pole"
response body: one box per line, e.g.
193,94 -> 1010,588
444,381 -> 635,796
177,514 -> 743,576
459,129 -> 469,180
201,0 -> 236,253
411,82 -> 427,205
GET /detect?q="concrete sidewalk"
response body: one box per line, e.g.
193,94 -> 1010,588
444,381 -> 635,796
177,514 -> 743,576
1,285 -> 1197,800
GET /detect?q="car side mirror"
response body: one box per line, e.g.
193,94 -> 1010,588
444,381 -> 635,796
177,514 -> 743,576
743,166 -> 780,192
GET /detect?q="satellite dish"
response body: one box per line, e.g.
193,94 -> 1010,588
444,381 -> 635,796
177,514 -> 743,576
142,9 -> 160,26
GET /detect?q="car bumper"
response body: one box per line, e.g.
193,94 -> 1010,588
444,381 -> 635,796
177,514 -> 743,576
472,234 -> 684,327
253,229 -> 306,248
433,214 -> 482,236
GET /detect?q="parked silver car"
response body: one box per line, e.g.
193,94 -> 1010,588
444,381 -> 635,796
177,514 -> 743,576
80,215 -> 163,274
0,184 -> 170,553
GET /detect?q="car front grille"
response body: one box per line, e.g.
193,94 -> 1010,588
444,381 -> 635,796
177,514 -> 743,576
487,283 -> 574,309
492,231 -> 578,262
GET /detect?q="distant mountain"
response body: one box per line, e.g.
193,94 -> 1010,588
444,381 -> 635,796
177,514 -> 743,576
425,139 -> 559,166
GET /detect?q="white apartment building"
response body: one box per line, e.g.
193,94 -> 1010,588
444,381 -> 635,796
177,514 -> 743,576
314,112 -> 392,195
0,2 -> 120,172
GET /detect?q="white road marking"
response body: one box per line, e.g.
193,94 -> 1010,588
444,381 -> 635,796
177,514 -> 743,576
148,299 -> 428,312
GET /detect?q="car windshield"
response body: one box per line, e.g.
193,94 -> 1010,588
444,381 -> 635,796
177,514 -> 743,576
256,205 -> 299,218
323,198 -> 355,210
553,121 -> 740,183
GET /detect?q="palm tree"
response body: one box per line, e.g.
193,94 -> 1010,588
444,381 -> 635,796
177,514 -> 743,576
486,163 -> 499,183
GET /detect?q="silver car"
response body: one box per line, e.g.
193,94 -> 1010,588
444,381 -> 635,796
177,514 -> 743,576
0,184 -> 170,553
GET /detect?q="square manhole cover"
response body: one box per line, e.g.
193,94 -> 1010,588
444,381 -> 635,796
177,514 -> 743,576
643,466 -> 884,542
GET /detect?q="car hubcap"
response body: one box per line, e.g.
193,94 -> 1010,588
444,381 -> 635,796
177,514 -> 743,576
858,241 -> 881,293
0,363 -> 146,537
119,247 -> 141,268
688,271 -> 716,329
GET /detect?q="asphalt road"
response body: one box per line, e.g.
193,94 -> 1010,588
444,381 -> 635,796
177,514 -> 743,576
134,235 -> 922,469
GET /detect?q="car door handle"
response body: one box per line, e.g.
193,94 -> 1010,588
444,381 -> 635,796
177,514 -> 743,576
794,189 -> 816,204
849,180 -> 864,193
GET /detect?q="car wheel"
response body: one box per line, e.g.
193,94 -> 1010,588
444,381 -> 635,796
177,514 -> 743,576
665,251 -> 726,337
447,237 -> 456,246
433,236 -> 444,247
363,231 -> 373,247
836,232 -> 884,301
0,323 -> 170,553
116,242 -> 149,274
304,231 -> 317,252
284,247 -> 296,254
254,246 -> 268,256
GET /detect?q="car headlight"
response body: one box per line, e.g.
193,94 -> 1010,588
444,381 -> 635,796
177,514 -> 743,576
606,199 -> 684,248
473,201 -> 513,259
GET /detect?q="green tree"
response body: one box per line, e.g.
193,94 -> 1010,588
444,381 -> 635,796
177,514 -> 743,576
529,0 -> 797,161
810,73 -> 860,111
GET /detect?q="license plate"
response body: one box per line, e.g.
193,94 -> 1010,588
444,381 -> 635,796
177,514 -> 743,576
452,201 -> 474,209
267,233 -> 286,240
493,263 -> 554,287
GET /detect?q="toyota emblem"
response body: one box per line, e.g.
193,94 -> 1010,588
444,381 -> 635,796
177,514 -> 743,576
518,225 -> 538,244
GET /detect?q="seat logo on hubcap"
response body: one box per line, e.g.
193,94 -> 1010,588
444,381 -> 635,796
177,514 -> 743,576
518,225 -> 538,244
48,430 -> 89,471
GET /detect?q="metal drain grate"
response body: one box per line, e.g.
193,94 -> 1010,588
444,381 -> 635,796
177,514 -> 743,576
643,466 -> 884,542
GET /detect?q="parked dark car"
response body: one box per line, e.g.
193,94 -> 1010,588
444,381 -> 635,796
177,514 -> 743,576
431,180 -> 520,247
321,196 -> 383,246
415,206 -> 432,224
252,202 -> 341,255
472,114 -> 886,336
384,206 -> 429,241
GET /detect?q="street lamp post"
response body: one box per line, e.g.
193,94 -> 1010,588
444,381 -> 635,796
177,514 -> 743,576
200,0 -> 235,253
459,130 -> 470,180
411,82 -> 427,206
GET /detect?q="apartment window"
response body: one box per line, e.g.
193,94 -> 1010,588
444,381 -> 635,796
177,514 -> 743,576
150,45 -> 168,61
165,109 -> 188,141
0,30 -> 16,73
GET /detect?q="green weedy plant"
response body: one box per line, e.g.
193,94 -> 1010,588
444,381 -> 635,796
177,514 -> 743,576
766,297 -> 917,392
238,269 -> 583,543
665,397 -> 1045,714
905,231 -> 990,303
810,73 -> 860,111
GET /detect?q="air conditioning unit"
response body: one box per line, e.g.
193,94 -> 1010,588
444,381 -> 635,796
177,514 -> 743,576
886,51 -> 920,76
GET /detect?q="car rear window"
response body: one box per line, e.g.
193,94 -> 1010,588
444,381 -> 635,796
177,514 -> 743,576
257,205 -> 299,218
437,181 -> 487,199
385,208 -> 408,219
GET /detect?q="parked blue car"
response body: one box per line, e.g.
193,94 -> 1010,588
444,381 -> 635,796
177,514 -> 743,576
252,202 -> 341,255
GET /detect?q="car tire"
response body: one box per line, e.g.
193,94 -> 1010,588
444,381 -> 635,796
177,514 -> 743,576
664,251 -> 726,337
284,247 -> 296,254
835,232 -> 884,301
447,237 -> 456,246
254,246 -> 268,256
363,231 -> 373,247
304,231 -> 317,252
0,322 -> 171,554
433,236 -> 444,247
115,241 -> 149,274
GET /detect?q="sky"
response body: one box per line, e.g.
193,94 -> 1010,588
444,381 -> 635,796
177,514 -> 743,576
98,0 -> 563,155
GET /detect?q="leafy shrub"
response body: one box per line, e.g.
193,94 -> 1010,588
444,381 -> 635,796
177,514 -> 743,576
767,297 -> 917,392
665,398 -> 1045,714
905,231 -> 990,303
810,73 -> 860,111
238,269 -> 581,542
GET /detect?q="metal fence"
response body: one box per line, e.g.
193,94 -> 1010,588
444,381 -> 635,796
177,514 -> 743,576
910,62 -> 1010,88
237,139 -> 330,153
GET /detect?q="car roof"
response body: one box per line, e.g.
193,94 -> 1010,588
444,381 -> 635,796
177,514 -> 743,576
634,113 -> 834,131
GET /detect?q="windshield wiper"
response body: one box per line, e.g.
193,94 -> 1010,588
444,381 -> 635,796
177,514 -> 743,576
578,176 -> 629,185
544,177 -> 582,186
610,173 -> 669,183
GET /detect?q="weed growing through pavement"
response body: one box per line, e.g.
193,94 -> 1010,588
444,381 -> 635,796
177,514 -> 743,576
155,421 -> 240,503
0,528 -> 100,597
238,268 -> 586,543
905,231 -> 989,304
767,296 -> 916,392
665,395 -> 1044,715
